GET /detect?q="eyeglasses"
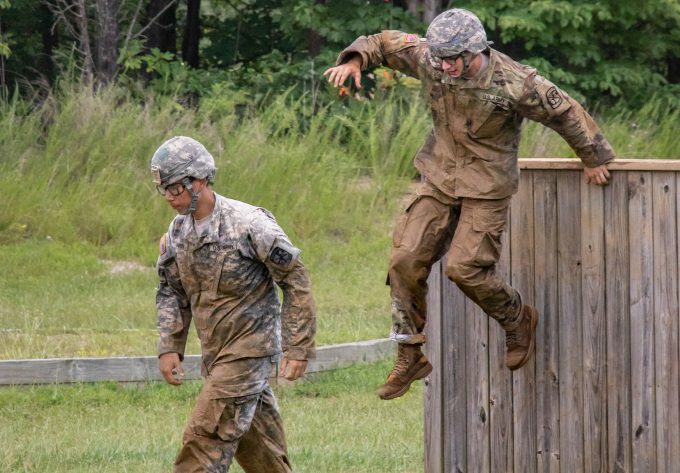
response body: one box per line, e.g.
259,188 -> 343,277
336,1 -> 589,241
156,181 -> 187,196
439,53 -> 463,63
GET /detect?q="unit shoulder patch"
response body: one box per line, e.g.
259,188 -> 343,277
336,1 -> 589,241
545,86 -> 564,109
404,33 -> 418,44
269,246 -> 293,267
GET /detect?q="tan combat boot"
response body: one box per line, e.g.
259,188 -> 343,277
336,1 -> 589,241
505,305 -> 539,370
378,344 -> 433,400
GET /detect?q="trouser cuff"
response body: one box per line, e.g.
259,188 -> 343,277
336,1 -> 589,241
501,290 -> 524,331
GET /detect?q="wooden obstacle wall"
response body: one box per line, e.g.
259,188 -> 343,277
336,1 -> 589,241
424,159 -> 680,473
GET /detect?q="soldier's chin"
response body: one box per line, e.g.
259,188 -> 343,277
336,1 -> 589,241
172,204 -> 191,215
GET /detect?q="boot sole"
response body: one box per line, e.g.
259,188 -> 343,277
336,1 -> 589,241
508,307 -> 539,371
378,362 -> 433,400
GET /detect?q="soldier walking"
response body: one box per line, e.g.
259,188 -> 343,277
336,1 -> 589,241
151,136 -> 316,472
324,8 -> 615,400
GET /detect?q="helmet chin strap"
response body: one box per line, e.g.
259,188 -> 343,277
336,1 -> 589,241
461,54 -> 472,78
179,177 -> 201,215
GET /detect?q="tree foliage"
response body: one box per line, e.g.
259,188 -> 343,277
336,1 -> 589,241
468,0 -> 680,105
0,0 -> 678,109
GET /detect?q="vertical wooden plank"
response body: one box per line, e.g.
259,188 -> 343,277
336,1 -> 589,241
425,260 -> 444,473
652,172 -> 680,470
443,275 -> 468,473
627,171 -> 655,472
581,181 -> 608,472
606,171 -> 632,472
466,298 -> 490,472
532,170 -> 561,473
489,220 -> 514,473
556,171 -> 584,472
510,171 -> 537,473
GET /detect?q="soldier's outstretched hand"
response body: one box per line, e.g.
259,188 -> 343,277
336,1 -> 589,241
159,352 -> 185,386
584,164 -> 611,185
323,57 -> 363,88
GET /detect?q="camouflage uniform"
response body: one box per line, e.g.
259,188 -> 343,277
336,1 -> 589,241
336,25 -> 615,341
157,194 -> 316,472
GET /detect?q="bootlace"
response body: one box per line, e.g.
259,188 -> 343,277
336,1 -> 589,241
390,346 -> 412,376
506,322 -> 527,348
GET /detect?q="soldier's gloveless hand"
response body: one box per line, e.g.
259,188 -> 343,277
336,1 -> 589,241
583,164 -> 611,185
323,57 -> 363,88
279,357 -> 308,381
159,352 -> 185,385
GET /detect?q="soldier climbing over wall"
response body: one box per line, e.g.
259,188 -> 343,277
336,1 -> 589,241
324,8 -> 615,400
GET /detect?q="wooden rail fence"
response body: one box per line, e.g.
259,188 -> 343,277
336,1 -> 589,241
424,159 -> 680,473
0,338 -> 394,385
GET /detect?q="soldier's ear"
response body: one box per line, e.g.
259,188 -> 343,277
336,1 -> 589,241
195,178 -> 209,190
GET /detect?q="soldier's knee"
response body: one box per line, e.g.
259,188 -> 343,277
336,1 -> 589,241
389,249 -> 419,276
444,260 -> 478,286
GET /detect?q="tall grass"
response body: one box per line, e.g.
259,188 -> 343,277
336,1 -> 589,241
0,85 -> 429,357
0,84 -> 678,358
517,98 -> 680,159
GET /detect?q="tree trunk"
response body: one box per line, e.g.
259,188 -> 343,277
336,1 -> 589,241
668,54 -> 680,84
39,3 -> 59,85
0,17 -> 5,97
144,0 -> 177,54
406,0 -> 419,19
95,0 -> 120,85
306,0 -> 325,57
76,0 -> 95,85
181,0 -> 200,68
423,0 -> 443,23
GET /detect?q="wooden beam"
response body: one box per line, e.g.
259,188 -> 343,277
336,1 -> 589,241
0,339 -> 395,385
518,158 -> 680,171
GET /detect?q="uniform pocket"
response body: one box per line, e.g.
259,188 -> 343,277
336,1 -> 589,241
215,393 -> 260,442
470,200 -> 509,267
471,201 -> 509,233
189,397 -> 229,438
468,103 -> 512,139
392,195 -> 421,247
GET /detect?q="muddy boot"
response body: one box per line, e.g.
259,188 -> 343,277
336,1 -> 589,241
378,344 -> 433,400
505,305 -> 539,370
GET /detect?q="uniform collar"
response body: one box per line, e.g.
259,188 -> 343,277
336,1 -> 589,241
459,49 -> 497,90
183,192 -> 221,246
200,193 -> 222,244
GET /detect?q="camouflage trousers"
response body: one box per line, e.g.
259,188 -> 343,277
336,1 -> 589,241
388,180 -> 522,343
174,385 -> 291,473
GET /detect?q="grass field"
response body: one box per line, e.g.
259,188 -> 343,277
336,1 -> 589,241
0,235 -> 395,358
1,81 -> 678,473
0,360 -> 424,473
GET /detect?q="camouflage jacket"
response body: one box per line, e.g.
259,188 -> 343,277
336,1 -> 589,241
337,30 -> 616,199
155,193 -> 316,374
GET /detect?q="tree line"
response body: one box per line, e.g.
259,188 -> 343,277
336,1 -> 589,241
0,0 -> 678,109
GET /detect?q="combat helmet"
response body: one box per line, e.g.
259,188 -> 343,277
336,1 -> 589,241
426,9 -> 490,59
150,136 -> 216,214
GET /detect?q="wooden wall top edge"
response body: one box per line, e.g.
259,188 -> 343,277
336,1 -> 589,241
518,158 -> 680,171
